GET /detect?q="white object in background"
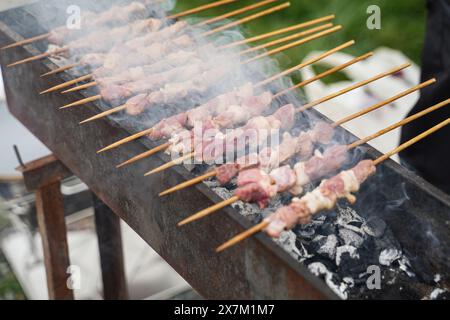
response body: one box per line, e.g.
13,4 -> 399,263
299,47 -> 421,161
1,211 -> 191,300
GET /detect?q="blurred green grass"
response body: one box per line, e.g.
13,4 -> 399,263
173,0 -> 426,69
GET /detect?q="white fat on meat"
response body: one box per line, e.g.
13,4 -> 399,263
302,189 -> 335,213
291,162 -> 310,195
269,166 -> 297,193
339,170 -> 360,204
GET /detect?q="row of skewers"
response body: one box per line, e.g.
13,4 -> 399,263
3,0 -> 449,254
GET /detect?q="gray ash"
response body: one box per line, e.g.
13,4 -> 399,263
206,179 -> 447,299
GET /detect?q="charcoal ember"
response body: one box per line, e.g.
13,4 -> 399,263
347,220 -> 363,229
379,248 -> 402,266
434,274 -> 442,283
362,216 -> 386,237
342,277 -> 355,288
294,240 -> 312,260
276,231 -> 302,259
316,235 -> 338,260
335,245 -> 367,275
338,228 -> 365,248
294,224 -> 316,241
429,288 -> 450,300
336,245 -> 359,266
308,262 -> 348,300
398,256 -> 416,278
316,219 -> 338,236
308,235 -> 327,251
336,206 -> 364,227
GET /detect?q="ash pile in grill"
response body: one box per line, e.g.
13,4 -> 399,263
207,181 -> 448,300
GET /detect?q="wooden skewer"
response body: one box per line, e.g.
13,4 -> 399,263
178,196 -> 240,226
158,53 -> 374,197
97,128 -> 154,154
167,0 -> 237,19
202,2 -> 291,37
159,170 -> 218,196
144,152 -> 195,176
274,52 -> 374,98
1,32 -> 51,50
332,78 -> 436,127
40,63 -> 81,77
3,0 -> 236,51
196,0 -> 278,27
107,41 -> 353,169
348,98 -> 450,150
2,0 -> 234,52
40,74 -> 93,95
94,42 -> 355,154
373,117 -> 450,165
255,40 -> 355,88
242,25 -> 342,64
79,104 -> 127,124
74,26 -> 342,117
53,25 -> 335,115
62,81 -> 97,94
221,15 -> 335,49
216,221 -> 269,252
7,47 -> 68,67
297,63 -> 412,112
116,142 -> 172,168
176,78 -> 436,227
216,115 -> 450,252
60,95 -> 102,109
239,23 -> 334,55
47,24 -> 335,114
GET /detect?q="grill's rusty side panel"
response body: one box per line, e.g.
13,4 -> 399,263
0,1 -> 337,300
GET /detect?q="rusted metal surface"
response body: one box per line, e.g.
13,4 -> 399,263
1,0 -> 449,299
94,195 -> 129,300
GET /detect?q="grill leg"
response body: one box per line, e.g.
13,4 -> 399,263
35,181 -> 74,300
93,195 -> 129,300
18,155 -> 74,300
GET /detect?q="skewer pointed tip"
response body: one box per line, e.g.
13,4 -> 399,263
96,128 -> 154,154
177,196 -> 240,227
40,63 -> 80,77
1,33 -> 50,50
39,88 -> 52,95
144,153 -> 194,177
59,95 -> 101,109
143,168 -> 159,177
158,170 -> 218,197
116,142 -> 171,169
79,104 -> 126,125
215,220 -> 270,252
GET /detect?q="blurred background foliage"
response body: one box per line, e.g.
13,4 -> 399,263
174,0 -> 427,76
